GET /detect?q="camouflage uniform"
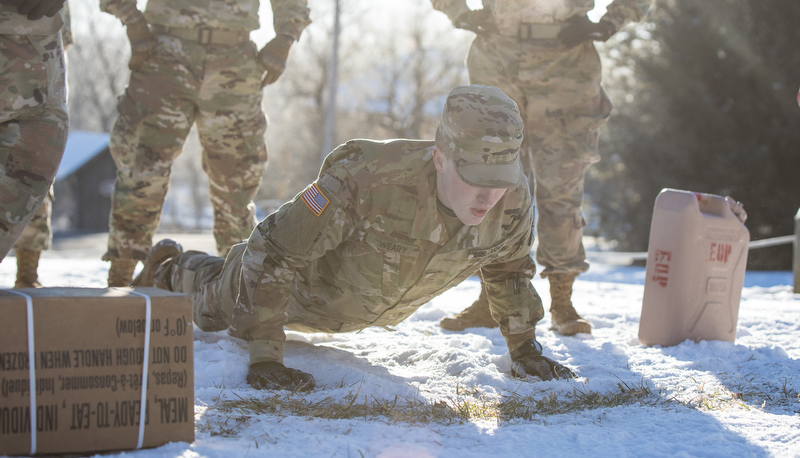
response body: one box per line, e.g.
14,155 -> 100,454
0,5 -> 68,261
100,0 -> 311,260
14,186 -> 52,252
432,0 -> 650,277
151,86 -> 544,366
157,139 -> 540,365
12,5 -> 70,256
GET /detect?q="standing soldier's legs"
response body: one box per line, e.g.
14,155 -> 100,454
528,90 -> 611,335
13,188 -> 53,287
441,34 -> 527,331
528,123 -> 594,279
0,33 -> 67,262
104,39 -> 199,285
440,35 -> 609,335
196,43 -> 267,257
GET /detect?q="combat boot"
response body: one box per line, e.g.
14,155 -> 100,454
548,273 -> 591,336
439,285 -> 498,331
108,259 -> 138,287
131,239 -> 183,287
14,249 -> 42,288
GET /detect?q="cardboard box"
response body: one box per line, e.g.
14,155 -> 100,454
0,287 -> 194,456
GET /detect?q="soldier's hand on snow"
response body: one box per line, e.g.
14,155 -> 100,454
258,35 -> 294,87
125,14 -> 156,72
725,196 -> 747,224
512,354 -> 576,381
454,9 -> 497,35
510,340 -> 576,381
558,15 -> 616,48
0,0 -> 66,20
246,361 -> 316,391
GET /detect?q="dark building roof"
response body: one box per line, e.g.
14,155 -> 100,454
56,130 -> 110,181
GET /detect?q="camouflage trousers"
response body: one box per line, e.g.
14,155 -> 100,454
105,33 -> 268,262
153,248 -> 231,334
13,186 -> 53,251
152,243 -> 277,361
0,32 -> 68,261
467,34 -> 612,277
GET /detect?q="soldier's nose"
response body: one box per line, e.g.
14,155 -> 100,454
477,188 -> 505,205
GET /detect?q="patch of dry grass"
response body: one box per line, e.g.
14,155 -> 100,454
197,374 -> 798,435
496,378 -> 663,420
682,375 -> 800,412
204,376 -> 664,430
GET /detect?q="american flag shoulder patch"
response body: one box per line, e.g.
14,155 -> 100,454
301,182 -> 329,216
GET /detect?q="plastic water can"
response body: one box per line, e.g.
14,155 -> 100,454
639,189 -> 750,347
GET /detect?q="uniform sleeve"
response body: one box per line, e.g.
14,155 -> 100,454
271,0 -> 311,41
600,0 -> 653,31
231,146 -> 363,365
430,0 -> 472,24
480,195 -> 543,355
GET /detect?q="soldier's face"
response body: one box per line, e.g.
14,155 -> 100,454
433,147 -> 507,226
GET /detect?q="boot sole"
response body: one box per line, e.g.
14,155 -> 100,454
130,240 -> 183,287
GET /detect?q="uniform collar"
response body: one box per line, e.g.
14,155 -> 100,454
410,148 -> 448,244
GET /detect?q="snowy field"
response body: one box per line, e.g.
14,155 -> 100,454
1,236 -> 799,458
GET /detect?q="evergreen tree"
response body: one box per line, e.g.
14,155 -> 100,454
588,0 -> 800,269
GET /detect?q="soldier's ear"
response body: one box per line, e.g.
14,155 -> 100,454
432,147 -> 446,174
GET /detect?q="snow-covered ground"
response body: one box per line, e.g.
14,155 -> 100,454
1,236 -> 798,457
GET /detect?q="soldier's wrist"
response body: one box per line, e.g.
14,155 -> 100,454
248,339 -> 285,366
598,20 -> 617,38
125,12 -> 149,28
249,360 -> 282,369
597,13 -> 624,34
125,17 -> 154,45
274,30 -> 300,43
510,339 -> 543,361
270,34 -> 295,52
106,2 -> 144,26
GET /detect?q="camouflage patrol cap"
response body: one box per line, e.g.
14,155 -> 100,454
435,85 -> 524,188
